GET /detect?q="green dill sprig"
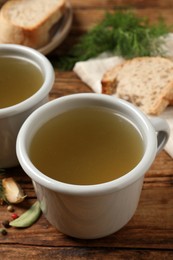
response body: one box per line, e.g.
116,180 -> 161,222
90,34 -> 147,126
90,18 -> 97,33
56,11 -> 171,70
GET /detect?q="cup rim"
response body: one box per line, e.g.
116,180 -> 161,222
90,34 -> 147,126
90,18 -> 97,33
0,44 -> 54,117
16,93 -> 157,196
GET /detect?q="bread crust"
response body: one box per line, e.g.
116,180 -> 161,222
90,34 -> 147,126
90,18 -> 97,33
101,57 -> 173,115
0,0 -> 66,48
101,63 -> 124,94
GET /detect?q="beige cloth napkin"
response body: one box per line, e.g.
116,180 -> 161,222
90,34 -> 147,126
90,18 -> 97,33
73,51 -> 173,158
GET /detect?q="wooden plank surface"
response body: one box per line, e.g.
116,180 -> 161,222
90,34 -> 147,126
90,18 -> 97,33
1,0 -> 173,259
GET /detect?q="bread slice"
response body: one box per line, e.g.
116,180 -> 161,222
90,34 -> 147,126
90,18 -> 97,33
101,57 -> 173,115
0,0 -> 66,48
101,63 -> 124,95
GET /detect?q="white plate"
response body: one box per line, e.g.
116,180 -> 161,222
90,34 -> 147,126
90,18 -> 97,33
38,3 -> 73,55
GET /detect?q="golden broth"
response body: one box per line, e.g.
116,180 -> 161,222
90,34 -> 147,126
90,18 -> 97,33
0,56 -> 44,108
29,107 -> 144,185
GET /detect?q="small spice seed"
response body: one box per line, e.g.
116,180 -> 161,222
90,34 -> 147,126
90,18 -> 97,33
11,213 -> 19,220
7,205 -> 14,212
2,220 -> 10,228
0,228 -> 7,235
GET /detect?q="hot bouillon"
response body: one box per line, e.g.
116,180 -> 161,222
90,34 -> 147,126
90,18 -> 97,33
0,56 -> 44,108
29,107 -> 144,185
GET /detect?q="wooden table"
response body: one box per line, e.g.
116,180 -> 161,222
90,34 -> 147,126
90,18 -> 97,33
1,1 -> 173,259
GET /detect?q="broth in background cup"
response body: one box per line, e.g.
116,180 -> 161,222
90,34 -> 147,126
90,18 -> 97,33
0,44 -> 54,168
16,93 -> 169,239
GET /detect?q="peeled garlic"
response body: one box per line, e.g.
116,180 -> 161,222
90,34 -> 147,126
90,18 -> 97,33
2,177 -> 26,204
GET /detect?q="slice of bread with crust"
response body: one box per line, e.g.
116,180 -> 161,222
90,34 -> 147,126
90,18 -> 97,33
101,63 -> 123,95
101,57 -> 173,115
0,0 -> 66,48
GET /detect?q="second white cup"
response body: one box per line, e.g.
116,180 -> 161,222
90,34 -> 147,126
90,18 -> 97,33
0,44 -> 54,168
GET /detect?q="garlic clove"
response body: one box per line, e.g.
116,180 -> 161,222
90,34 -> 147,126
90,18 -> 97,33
2,177 -> 27,204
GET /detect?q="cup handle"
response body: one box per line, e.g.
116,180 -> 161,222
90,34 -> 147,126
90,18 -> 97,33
149,116 -> 170,154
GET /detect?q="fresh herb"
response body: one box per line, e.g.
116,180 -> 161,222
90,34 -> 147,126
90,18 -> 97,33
57,11 -> 171,70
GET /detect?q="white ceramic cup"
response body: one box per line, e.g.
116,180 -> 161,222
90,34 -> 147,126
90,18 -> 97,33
16,93 -> 170,239
0,44 -> 54,168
